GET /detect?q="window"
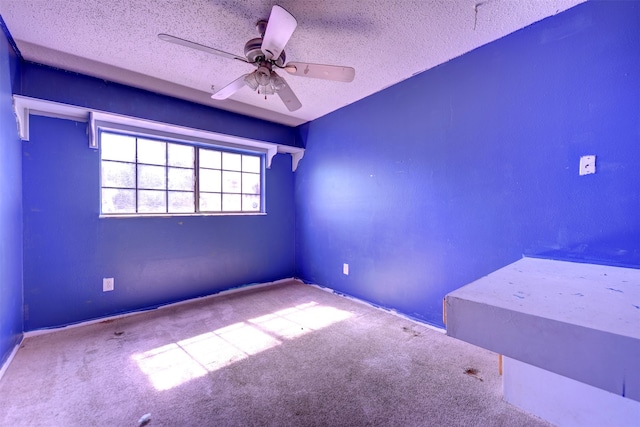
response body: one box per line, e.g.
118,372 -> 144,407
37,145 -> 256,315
100,131 -> 263,216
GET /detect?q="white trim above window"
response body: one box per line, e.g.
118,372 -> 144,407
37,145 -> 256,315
12,95 -> 304,171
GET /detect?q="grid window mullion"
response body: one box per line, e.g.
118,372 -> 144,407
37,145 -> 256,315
164,143 -> 169,213
195,148 -> 200,213
135,137 -> 139,213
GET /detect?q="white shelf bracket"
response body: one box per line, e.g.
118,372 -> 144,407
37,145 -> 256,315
13,96 -> 29,141
266,146 -> 277,169
88,112 -> 98,149
291,150 -> 304,171
12,95 -> 305,172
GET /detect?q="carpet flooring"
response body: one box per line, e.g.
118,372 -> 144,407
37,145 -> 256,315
0,280 -> 551,426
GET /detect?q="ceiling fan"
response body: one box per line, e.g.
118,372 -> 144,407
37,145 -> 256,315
158,5 -> 355,112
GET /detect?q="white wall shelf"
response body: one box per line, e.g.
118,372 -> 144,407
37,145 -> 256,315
13,95 -> 304,171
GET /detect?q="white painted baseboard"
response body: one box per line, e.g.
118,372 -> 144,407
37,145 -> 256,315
24,278 -> 298,338
308,283 -> 446,334
0,338 -> 23,382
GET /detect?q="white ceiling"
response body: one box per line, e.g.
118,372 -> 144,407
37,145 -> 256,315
0,0 -> 584,127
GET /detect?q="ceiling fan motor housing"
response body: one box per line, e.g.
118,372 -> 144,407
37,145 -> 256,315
244,37 -> 285,67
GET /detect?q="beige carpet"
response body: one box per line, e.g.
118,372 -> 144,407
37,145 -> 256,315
0,280 -> 551,426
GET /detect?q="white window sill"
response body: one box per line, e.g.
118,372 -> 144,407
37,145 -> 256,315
99,212 -> 267,219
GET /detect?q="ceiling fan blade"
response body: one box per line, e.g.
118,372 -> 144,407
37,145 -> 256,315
211,75 -> 248,100
274,74 -> 302,112
284,62 -> 355,82
158,33 -> 248,63
261,5 -> 297,60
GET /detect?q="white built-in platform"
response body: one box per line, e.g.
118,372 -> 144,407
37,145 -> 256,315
445,257 -> 640,427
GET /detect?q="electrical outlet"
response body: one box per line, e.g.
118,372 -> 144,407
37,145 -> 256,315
343,263 -> 349,275
103,277 -> 114,292
579,155 -> 596,176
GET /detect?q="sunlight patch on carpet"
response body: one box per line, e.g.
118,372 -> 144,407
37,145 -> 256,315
132,301 -> 353,390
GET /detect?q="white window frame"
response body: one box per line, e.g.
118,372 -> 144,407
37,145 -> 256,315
99,128 -> 265,217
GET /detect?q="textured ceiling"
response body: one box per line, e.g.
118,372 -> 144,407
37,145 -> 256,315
0,0 -> 584,126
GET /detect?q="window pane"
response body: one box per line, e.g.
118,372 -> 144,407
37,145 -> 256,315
222,171 -> 241,193
168,191 -> 194,213
102,161 -> 135,188
199,169 -> 221,192
242,195 -> 261,212
222,152 -> 242,171
200,193 -> 221,212
101,133 -> 136,162
138,190 -> 166,213
138,164 -> 166,190
222,194 -> 241,211
242,155 -> 261,173
101,188 -> 135,214
242,172 -> 260,195
137,139 -> 166,165
200,149 -> 221,169
168,167 -> 193,191
168,143 -> 193,168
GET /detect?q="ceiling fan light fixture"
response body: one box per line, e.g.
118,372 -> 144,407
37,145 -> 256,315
245,69 -> 286,96
258,84 -> 277,96
271,72 -> 286,91
256,66 -> 271,86
244,71 -> 259,90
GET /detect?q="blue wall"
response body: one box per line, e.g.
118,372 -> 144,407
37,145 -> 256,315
0,20 -> 23,365
21,67 -> 298,330
295,1 -> 640,327
6,1 -> 640,334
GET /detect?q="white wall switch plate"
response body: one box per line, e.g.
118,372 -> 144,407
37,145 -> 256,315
103,277 -> 114,292
579,155 -> 596,175
343,263 -> 349,275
